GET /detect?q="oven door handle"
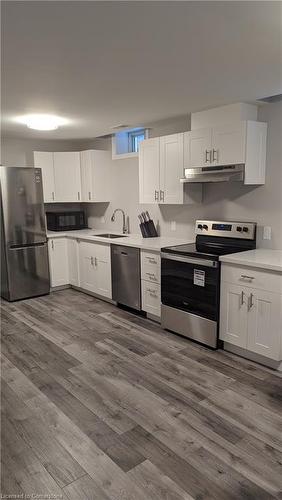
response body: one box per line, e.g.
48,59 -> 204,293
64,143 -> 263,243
161,252 -> 218,268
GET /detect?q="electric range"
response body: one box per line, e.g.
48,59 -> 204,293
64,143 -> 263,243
161,220 -> 256,348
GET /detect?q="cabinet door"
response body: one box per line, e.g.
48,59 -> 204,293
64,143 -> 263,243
219,283 -> 248,348
67,239 -> 79,286
247,290 -> 281,360
160,134 -> 184,204
94,243 -> 112,298
184,129 -> 212,168
141,281 -> 161,317
80,151 -> 92,202
34,152 -> 55,202
139,138 -> 160,204
48,238 -> 69,287
212,122 -> 245,166
78,241 -> 96,292
53,152 -> 81,202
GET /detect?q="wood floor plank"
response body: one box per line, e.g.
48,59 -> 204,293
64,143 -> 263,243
63,474 -> 111,500
128,459 -> 194,500
1,289 -> 281,500
200,389 -> 282,452
2,380 -> 87,489
1,412 -> 66,497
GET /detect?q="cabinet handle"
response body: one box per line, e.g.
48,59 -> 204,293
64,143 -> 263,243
241,275 -> 255,281
146,257 -> 157,264
248,293 -> 254,310
146,272 -> 157,280
91,256 -> 94,265
240,291 -> 245,306
154,190 -> 159,201
51,240 -> 54,250
160,190 -> 164,202
205,150 -> 209,163
88,191 -> 91,201
94,257 -> 97,266
212,149 -> 219,162
78,192 -> 80,201
52,191 -> 55,201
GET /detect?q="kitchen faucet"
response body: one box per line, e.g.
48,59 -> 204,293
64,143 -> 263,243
111,209 -> 129,234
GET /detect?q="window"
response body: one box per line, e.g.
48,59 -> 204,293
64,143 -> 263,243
112,128 -> 148,159
128,129 -> 145,153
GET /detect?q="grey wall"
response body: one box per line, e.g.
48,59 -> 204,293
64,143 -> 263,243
86,102 -> 282,249
1,102 -> 281,248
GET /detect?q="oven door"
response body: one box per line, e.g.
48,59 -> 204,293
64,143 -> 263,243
161,253 -> 220,321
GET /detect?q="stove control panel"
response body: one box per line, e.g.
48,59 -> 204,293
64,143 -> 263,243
196,220 -> 256,240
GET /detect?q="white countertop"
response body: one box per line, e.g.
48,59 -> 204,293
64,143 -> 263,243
46,229 -> 194,252
220,249 -> 282,273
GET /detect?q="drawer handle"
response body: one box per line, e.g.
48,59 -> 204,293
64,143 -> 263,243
241,275 -> 255,280
146,257 -> 157,264
146,272 -> 157,280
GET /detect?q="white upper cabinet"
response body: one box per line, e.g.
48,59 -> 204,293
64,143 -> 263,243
34,149 -> 112,203
184,121 -> 267,184
34,151 -> 55,202
184,129 -> 212,167
53,152 -> 81,202
211,122 -> 246,166
160,134 -> 184,204
139,137 -> 160,204
80,150 -> 111,202
139,134 -> 202,205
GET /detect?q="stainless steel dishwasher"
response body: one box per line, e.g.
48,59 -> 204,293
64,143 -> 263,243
111,245 -> 141,310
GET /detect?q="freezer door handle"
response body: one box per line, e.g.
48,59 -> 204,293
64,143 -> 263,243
9,242 -> 47,249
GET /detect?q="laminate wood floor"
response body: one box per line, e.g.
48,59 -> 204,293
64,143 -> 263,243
1,289 -> 282,499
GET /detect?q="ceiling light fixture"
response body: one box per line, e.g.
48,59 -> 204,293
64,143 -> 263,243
16,114 -> 68,131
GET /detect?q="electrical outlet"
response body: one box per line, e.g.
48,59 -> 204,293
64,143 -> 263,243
263,226 -> 272,240
171,221 -> 176,231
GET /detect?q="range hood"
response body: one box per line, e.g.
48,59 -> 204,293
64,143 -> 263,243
180,164 -> 244,183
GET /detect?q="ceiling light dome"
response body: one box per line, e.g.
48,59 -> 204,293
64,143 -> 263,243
17,114 -> 67,130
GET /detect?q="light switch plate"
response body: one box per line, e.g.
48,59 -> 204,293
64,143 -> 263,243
263,226 -> 272,240
100,216 -> 105,223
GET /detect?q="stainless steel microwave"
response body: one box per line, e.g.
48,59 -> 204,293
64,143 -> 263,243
46,211 -> 87,231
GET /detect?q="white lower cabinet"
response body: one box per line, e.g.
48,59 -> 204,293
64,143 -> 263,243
79,241 -> 112,299
141,250 -> 161,317
247,290 -> 281,359
220,264 -> 282,361
67,239 -> 80,287
142,281 -> 161,317
48,238 -> 69,287
220,283 -> 248,348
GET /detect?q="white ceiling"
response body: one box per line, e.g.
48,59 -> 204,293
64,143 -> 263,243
2,1 -> 281,140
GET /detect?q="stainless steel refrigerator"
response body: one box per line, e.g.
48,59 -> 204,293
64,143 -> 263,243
0,166 -> 50,301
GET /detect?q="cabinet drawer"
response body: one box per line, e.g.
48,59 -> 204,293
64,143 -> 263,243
141,281 -> 161,317
141,251 -> 160,284
221,264 -> 282,294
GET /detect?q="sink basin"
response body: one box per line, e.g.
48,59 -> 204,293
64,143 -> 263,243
94,233 -> 128,239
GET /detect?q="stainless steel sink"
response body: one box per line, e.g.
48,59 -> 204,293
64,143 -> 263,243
94,233 -> 128,239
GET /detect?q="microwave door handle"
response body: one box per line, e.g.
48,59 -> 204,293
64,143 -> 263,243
161,252 -> 218,268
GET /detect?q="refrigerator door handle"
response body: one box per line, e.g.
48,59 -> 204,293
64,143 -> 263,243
9,242 -> 47,249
